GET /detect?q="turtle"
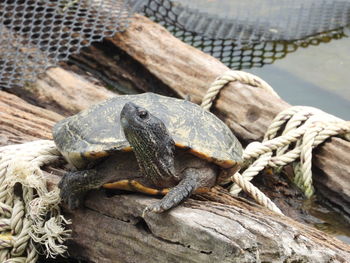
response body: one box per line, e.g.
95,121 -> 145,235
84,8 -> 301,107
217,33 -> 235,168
53,92 -> 243,213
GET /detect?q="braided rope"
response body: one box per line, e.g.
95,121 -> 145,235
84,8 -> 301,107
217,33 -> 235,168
202,70 -> 350,213
0,140 -> 71,262
238,109 -> 350,198
201,70 -> 280,111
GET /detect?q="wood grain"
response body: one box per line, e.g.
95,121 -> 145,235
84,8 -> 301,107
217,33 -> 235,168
0,14 -> 349,263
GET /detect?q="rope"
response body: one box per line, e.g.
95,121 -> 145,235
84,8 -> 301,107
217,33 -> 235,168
202,70 -> 350,214
201,70 -> 280,111
0,140 -> 71,262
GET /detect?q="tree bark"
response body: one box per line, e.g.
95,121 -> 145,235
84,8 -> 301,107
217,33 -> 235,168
64,189 -> 350,263
1,14 -> 350,263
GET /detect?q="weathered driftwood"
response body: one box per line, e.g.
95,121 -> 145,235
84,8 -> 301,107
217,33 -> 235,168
0,14 -> 349,263
64,190 -> 350,263
9,67 -> 116,117
0,90 -> 61,145
1,68 -> 350,263
46,162 -> 350,262
9,15 -> 350,215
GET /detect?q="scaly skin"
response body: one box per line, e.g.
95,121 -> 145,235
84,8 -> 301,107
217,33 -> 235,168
59,150 -> 217,211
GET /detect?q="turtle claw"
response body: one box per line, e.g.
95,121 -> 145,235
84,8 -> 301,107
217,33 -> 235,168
141,207 -> 149,217
142,201 -> 169,216
58,174 -> 84,210
147,202 -> 165,213
58,169 -> 100,210
142,203 -> 164,217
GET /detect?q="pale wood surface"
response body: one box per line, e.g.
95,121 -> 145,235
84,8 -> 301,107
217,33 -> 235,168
0,90 -> 62,145
43,171 -> 350,263
0,14 -> 349,263
10,67 -> 115,116
65,189 -> 350,263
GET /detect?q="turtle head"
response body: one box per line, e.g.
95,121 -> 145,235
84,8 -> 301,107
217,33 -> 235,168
120,102 -> 176,185
121,102 -> 162,136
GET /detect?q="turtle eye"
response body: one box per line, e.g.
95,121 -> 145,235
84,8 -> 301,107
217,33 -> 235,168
138,110 -> 148,119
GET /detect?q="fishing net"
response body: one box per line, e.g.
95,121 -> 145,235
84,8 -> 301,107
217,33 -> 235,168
144,0 -> 350,42
140,0 -> 350,69
153,24 -> 346,70
1,0 -> 349,88
0,0 -> 143,88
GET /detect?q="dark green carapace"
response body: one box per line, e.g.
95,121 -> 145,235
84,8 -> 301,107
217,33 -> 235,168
54,93 -> 243,212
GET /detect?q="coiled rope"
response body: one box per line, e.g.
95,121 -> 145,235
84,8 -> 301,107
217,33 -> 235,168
202,70 -> 350,213
0,140 -> 70,262
1,70 -> 349,261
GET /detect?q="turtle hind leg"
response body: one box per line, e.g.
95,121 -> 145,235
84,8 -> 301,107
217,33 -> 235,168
59,169 -> 102,209
145,166 -> 216,213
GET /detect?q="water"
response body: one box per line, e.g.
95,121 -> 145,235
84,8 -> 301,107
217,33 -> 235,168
163,1 -> 350,119
247,26 -> 350,119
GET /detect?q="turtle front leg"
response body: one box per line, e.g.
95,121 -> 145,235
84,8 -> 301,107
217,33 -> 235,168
59,169 -> 103,209
145,166 -> 216,213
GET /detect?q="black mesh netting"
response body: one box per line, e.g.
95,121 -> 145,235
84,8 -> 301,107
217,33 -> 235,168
144,0 -> 350,42
140,0 -> 350,69
0,0 -> 142,88
1,0 -> 349,88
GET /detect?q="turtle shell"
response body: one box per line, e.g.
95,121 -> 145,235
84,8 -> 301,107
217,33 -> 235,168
53,93 -> 243,170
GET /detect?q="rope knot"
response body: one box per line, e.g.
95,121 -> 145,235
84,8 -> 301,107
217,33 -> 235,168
201,70 -> 350,213
237,105 -> 350,199
0,140 -> 70,262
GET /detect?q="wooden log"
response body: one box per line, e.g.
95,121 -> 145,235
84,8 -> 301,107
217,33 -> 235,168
9,67 -> 115,117
64,189 -> 350,263
0,14 -> 349,263
27,170 -> 350,263
0,90 -> 62,145
1,69 -> 350,262
67,14 -> 349,215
